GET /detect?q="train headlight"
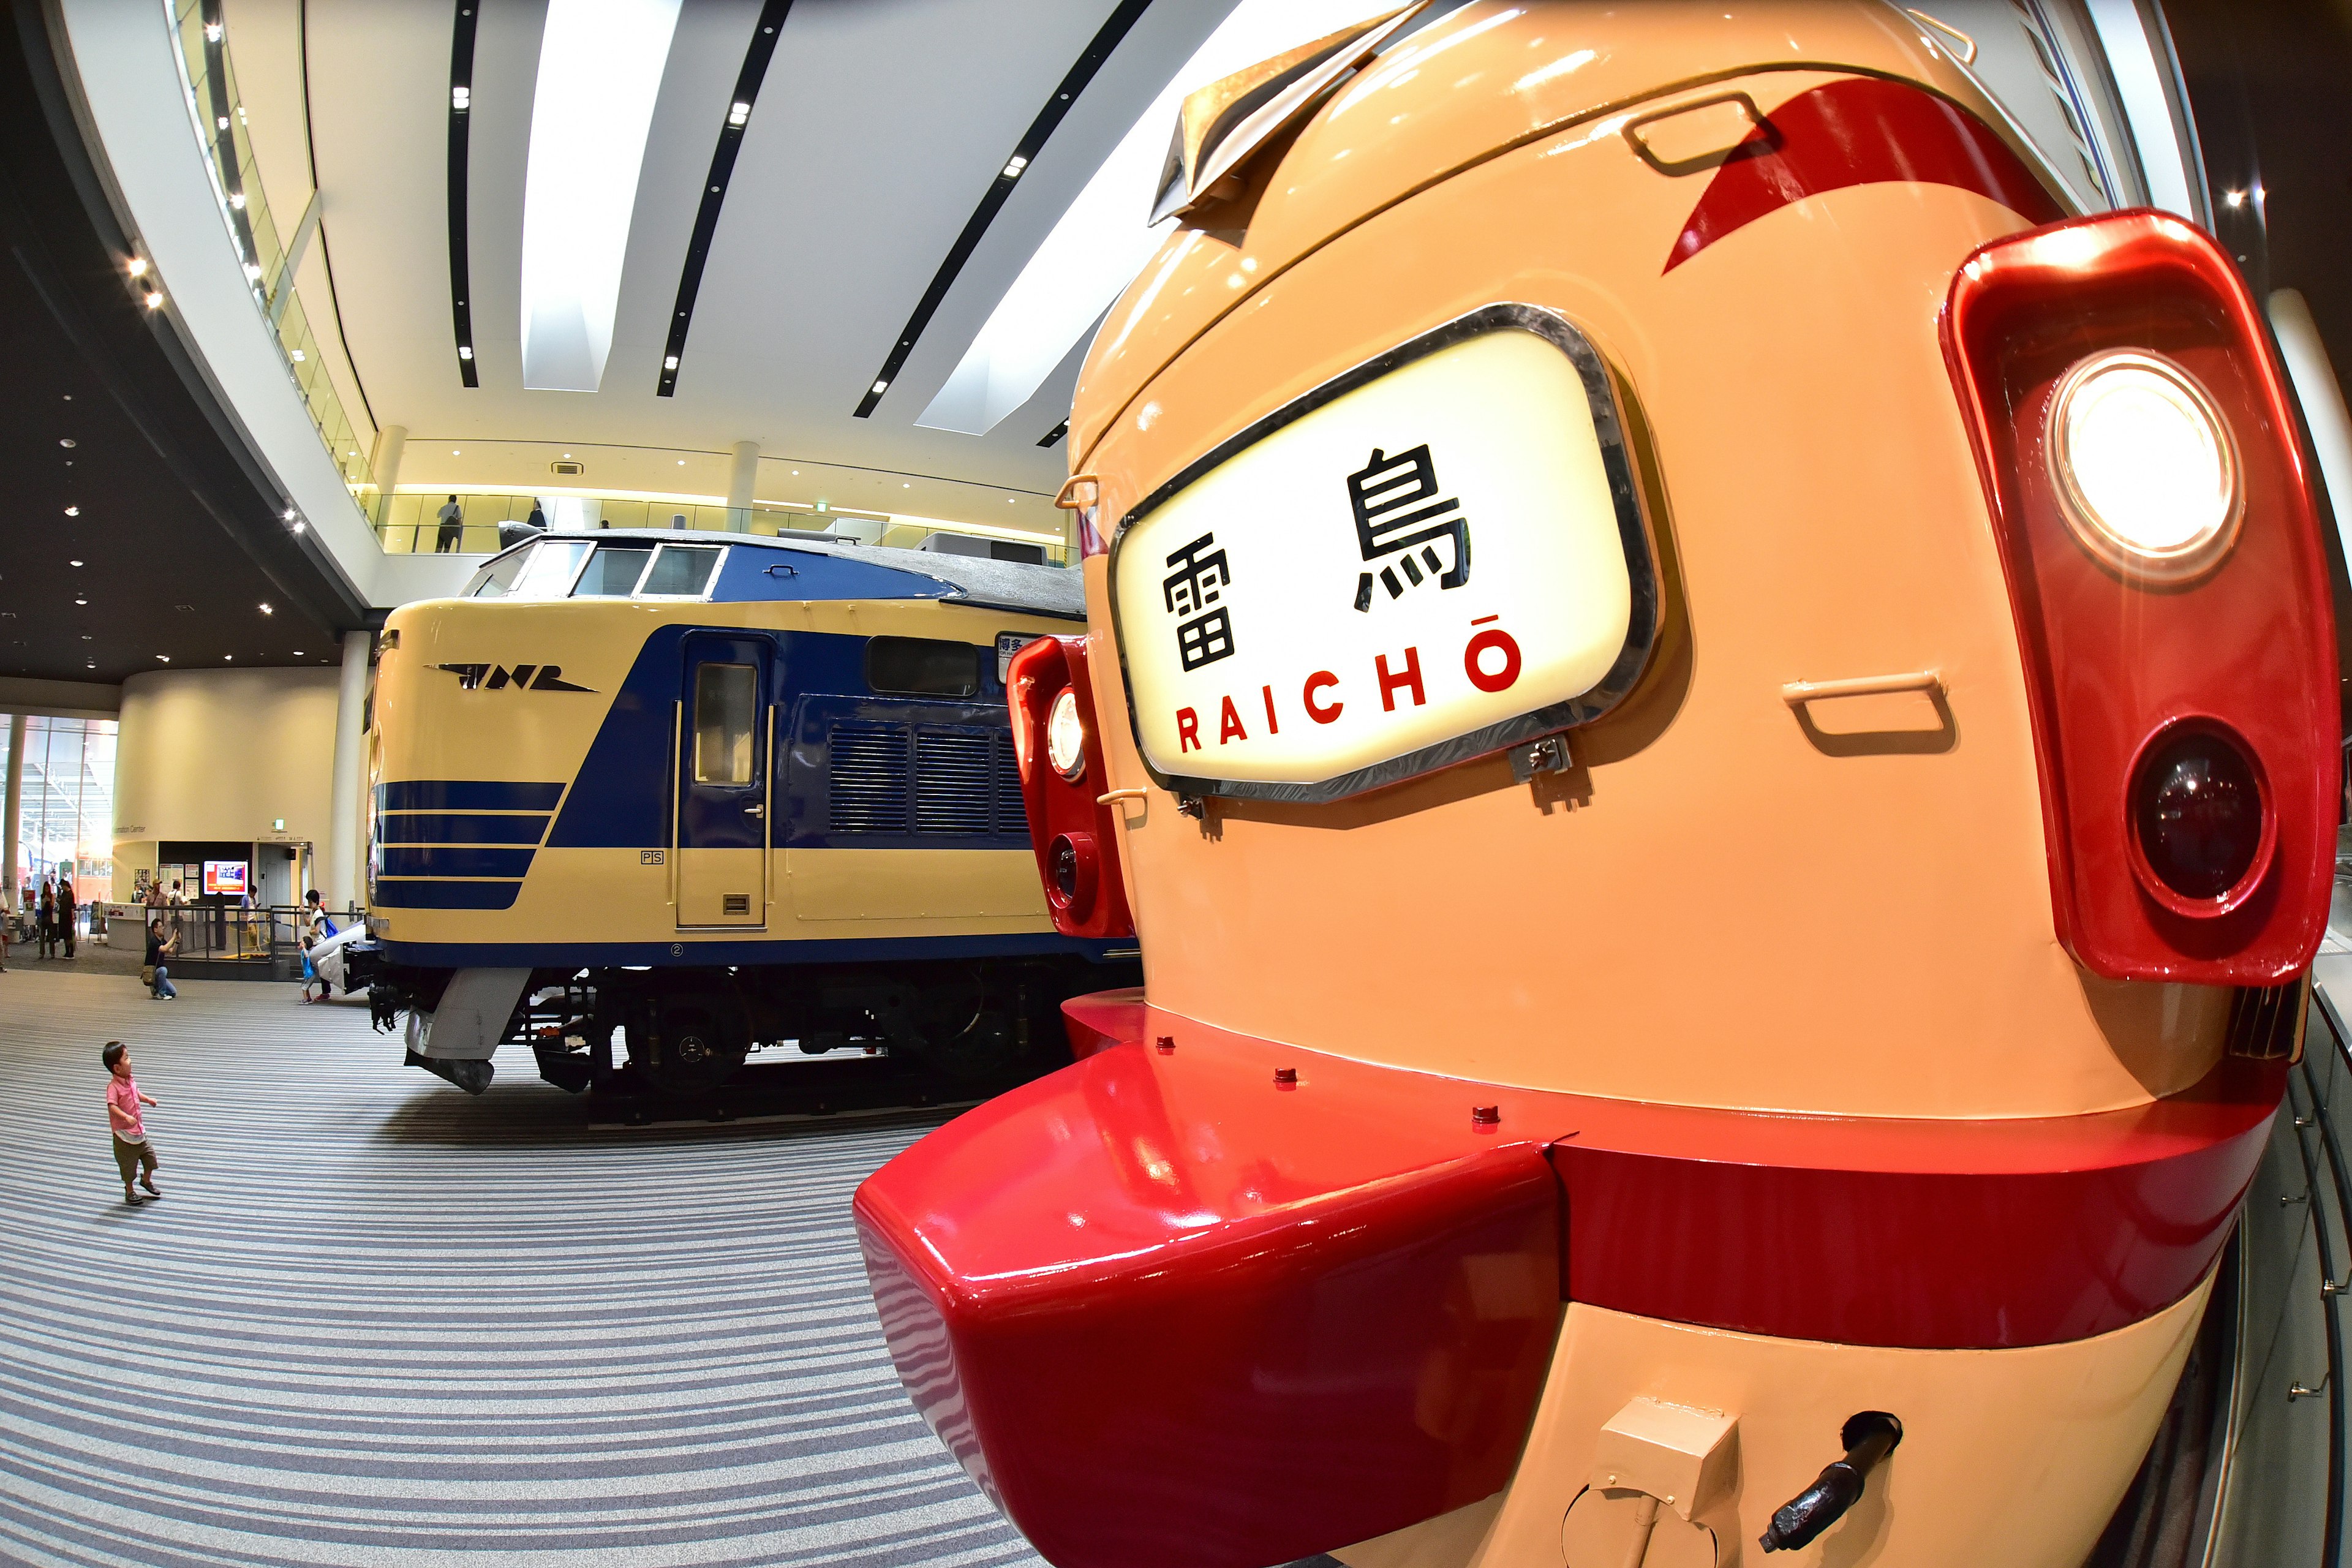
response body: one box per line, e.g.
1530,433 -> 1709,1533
2048,350 -> 2240,581
1046,688 -> 1087,781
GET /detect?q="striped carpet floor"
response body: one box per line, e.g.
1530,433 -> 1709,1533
0,968 -> 1047,1568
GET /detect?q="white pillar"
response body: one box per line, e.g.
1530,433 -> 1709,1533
2,713 -> 22,913
326,628 -> 371,913
726,440 -> 759,532
370,423 -> 407,527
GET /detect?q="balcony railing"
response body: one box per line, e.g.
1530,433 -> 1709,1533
377,492 -> 1072,565
168,1 -> 378,510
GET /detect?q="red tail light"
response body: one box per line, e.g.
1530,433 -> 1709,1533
1943,210 -> 2339,983
1009,635 -> 1136,939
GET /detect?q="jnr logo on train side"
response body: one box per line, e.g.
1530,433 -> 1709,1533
432,663 -> 595,692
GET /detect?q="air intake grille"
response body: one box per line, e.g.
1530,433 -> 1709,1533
993,742 -> 1028,836
829,723 -> 910,833
916,732 -> 995,835
827,722 -> 1028,839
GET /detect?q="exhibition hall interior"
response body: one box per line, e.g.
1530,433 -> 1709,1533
7,1 -> 2352,1565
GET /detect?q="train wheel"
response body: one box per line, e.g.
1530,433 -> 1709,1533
631,1002 -> 748,1098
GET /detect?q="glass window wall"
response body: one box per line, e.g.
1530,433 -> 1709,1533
2,714 -> 118,911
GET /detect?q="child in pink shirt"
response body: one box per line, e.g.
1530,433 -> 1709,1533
103,1040 -> 160,1206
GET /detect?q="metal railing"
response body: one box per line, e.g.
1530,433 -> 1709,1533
377,492 -> 1072,565
122,902 -> 363,969
167,1 -> 378,509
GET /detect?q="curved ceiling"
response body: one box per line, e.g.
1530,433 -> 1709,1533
220,0 -> 1250,526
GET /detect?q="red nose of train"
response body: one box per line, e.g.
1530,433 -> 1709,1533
853,1032 -> 1562,1568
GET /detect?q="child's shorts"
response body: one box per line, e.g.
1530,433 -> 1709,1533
111,1136 -> 157,1184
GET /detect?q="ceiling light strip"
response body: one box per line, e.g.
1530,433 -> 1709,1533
447,2 -> 480,388
851,0 -> 1156,420
655,0 -> 794,398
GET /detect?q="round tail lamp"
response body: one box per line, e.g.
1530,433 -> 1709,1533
2127,718 -> 2274,916
1048,831 -> 1100,913
2046,350 -> 2241,583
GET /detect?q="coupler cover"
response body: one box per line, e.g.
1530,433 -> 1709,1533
854,1029 -> 1561,1568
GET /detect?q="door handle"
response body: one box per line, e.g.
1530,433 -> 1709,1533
743,802 -> 766,818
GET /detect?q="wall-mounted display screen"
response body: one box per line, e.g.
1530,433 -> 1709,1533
203,861 -> 249,897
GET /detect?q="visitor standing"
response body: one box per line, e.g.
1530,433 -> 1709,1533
37,878 -> 55,959
57,873 -> 75,959
102,1041 -> 162,1206
435,494 -> 465,553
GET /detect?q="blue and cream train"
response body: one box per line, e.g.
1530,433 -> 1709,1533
357,528 -> 1136,1097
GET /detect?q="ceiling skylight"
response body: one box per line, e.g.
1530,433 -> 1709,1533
519,0 -> 683,391
917,0 -> 1414,436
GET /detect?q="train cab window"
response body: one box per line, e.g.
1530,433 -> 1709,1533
693,663 -> 758,783
511,538 -> 590,598
467,548 -> 530,598
572,545 -> 654,597
640,545 -> 722,598
867,636 -> 981,696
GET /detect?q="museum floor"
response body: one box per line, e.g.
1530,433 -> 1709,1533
0,967 -> 1044,1568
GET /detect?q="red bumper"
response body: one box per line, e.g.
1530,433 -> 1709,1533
854,1001 -> 2282,1568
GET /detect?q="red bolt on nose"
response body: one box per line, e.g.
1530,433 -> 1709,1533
1273,1066 -> 1298,1086
1471,1104 -> 1501,1128
1155,1035 -> 1175,1054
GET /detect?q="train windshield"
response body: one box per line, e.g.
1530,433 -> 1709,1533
573,546 -> 655,597
466,538 -> 591,600
641,545 -> 722,597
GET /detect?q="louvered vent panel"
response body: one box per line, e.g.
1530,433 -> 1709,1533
916,731 -> 995,835
993,735 -> 1028,836
829,723 -> 910,833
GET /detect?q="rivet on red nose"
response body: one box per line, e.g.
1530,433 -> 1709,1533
1471,1104 -> 1501,1127
1155,1035 -> 1175,1054
1273,1066 -> 1298,1085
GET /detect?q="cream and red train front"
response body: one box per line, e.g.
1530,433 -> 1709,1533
855,7 -> 2339,1567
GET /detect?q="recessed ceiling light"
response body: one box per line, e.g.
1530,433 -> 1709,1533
458,345 -> 474,361
677,458 -> 685,465
290,349 -> 306,361
59,438 -> 75,448
63,506 -> 77,516
664,355 -> 679,369
453,85 -> 472,110
292,521 -> 305,534
69,559 -> 81,567
80,635 -> 91,641
224,655 -> 233,661
293,650 -> 303,655
259,603 -> 274,615
903,482 -> 911,488
872,380 -> 889,394
228,192 -> 246,210
282,507 -> 296,521
156,655 -> 169,662
73,597 -> 86,606
143,290 -> 164,311
126,257 -> 148,277
727,100 -> 750,126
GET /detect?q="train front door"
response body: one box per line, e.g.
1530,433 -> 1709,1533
676,635 -> 771,927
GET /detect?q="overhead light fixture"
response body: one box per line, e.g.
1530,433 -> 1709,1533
453,85 -> 472,111
204,20 -> 221,41
217,115 -> 230,130
157,655 -> 170,662
919,0 -> 1414,435
63,506 -> 77,516
664,355 -> 679,369
518,0 -> 684,391
244,262 -> 262,281
292,521 -> 306,534
728,100 -> 750,126
142,290 -> 164,311
225,655 -> 233,661
458,345 -> 473,360
59,438 -> 75,448
872,380 -> 889,394
69,559 -> 81,567
282,507 -> 296,520
73,597 -> 86,606
228,192 -> 246,209
452,450 -> 461,456
1003,156 -> 1028,178
259,603 -> 274,615
290,349 -> 306,361
126,256 -> 148,277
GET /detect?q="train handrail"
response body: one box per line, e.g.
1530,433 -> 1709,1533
2289,987 -> 2352,1568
